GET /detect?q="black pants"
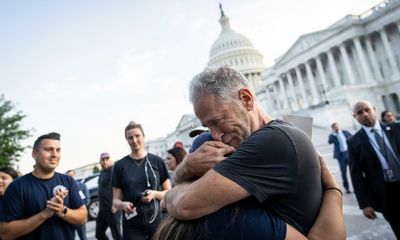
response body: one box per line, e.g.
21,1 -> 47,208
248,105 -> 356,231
96,210 -> 122,240
382,182 -> 400,239
122,210 -> 162,240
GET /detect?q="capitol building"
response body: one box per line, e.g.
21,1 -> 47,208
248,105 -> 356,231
146,0 -> 400,158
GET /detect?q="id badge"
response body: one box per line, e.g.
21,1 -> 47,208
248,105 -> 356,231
125,208 -> 138,220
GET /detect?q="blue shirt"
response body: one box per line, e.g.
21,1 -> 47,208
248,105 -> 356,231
0,172 -> 84,240
194,200 -> 286,240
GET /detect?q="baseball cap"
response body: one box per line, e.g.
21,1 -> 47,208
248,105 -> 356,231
173,141 -> 184,148
189,126 -> 209,138
100,152 -> 110,159
189,132 -> 213,153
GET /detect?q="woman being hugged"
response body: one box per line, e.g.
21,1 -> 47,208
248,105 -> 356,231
112,121 -> 171,240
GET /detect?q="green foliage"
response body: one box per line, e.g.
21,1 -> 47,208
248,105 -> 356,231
93,165 -> 100,174
0,94 -> 31,166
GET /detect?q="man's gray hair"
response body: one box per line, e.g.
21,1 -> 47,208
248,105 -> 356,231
189,65 -> 252,103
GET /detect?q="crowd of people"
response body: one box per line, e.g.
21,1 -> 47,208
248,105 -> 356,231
0,65 -> 399,239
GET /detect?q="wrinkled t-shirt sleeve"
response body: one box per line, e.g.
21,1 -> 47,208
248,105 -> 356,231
157,157 -> 170,185
111,161 -> 122,189
213,127 -> 297,203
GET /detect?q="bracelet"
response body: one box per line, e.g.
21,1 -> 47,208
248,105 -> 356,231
325,187 -> 343,196
57,205 -> 68,217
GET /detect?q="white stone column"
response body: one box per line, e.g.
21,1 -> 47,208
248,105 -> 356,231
247,73 -> 253,86
339,44 -> 356,84
353,37 -> 373,82
278,77 -> 289,109
265,87 -> 274,112
397,22 -> 400,33
365,37 -> 384,82
295,67 -> 309,108
251,73 -> 257,87
258,89 -> 269,112
327,50 -> 341,87
379,29 -> 400,77
316,55 -> 329,90
305,62 -> 319,105
272,82 -> 281,110
286,72 -> 299,111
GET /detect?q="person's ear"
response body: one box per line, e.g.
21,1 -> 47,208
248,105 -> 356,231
32,150 -> 37,160
238,88 -> 254,110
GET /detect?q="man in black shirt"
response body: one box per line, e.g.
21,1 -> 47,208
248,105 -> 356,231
95,152 -> 122,240
163,66 -> 324,235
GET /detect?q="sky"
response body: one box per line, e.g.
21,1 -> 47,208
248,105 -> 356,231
0,0 -> 383,174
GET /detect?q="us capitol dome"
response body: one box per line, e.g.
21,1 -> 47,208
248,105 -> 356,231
208,4 -> 266,87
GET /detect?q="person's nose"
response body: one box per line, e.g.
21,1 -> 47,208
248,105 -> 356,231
51,149 -> 58,157
211,130 -> 223,141
361,110 -> 370,117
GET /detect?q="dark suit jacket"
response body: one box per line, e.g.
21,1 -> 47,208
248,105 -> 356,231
328,130 -> 352,159
347,122 -> 400,212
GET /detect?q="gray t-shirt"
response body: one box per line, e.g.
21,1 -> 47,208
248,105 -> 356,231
214,120 -> 322,234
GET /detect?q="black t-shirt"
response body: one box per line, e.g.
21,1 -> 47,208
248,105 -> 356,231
112,153 -> 169,206
0,172 -> 84,240
98,167 -> 113,212
214,120 -> 322,234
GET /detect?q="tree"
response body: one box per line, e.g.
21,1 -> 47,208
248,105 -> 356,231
92,165 -> 100,174
0,94 -> 31,166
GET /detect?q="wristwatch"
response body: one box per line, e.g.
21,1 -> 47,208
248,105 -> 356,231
59,205 -> 68,217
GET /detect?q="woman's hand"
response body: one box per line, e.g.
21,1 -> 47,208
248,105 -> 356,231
318,153 -> 340,189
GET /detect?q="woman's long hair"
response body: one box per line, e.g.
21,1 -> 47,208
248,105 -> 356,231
153,215 -> 205,240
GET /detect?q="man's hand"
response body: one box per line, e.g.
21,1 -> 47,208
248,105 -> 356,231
47,193 -> 65,216
121,201 -> 135,214
111,206 -> 118,214
175,141 -> 235,183
362,207 -> 377,219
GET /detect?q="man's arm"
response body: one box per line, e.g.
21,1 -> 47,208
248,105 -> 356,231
347,141 -> 377,219
59,204 -> 87,225
0,208 -> 54,239
306,154 -> 345,240
164,169 -> 249,220
347,141 -> 369,209
327,134 -> 334,144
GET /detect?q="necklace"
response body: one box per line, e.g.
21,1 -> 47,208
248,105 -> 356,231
135,159 -> 144,166
129,152 -> 147,166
